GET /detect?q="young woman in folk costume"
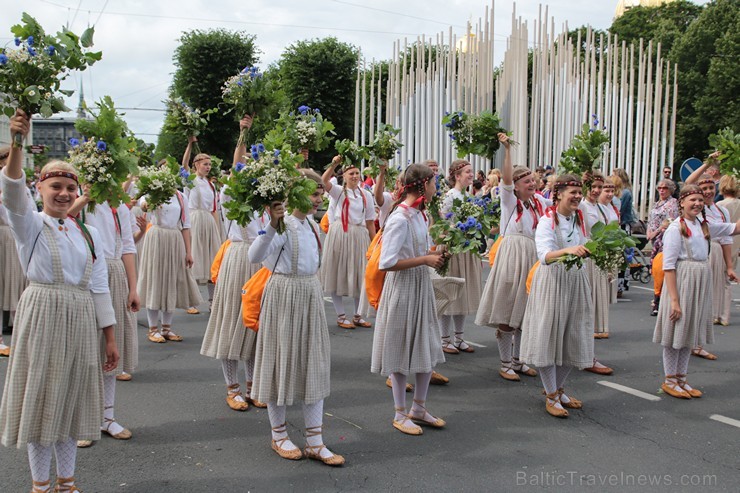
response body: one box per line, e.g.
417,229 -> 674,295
520,174 -> 593,418
438,159 -> 482,354
201,115 -> 267,411
598,178 -> 623,305
137,165 -> 203,343
475,134 -> 548,381
182,136 -> 222,314
67,187 -> 140,447
577,171 -> 614,376
249,170 -> 345,466
0,110 -> 119,493
321,157 -> 377,329
653,185 -> 740,399
684,158 -> 737,359
0,145 -> 28,357
371,164 -> 447,436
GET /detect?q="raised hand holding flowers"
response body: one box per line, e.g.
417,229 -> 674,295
442,110 -> 515,160
264,106 -> 335,156
221,66 -> 274,146
0,13 -> 102,147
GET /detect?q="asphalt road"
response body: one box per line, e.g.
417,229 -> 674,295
1,266 -> 739,492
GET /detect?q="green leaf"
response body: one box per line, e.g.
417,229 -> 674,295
81,26 -> 95,48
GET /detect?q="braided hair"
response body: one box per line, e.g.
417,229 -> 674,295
391,163 -> 435,212
447,159 -> 470,187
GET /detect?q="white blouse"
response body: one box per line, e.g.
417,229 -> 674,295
186,176 -> 217,212
499,184 -> 551,237
599,201 -> 620,224
661,218 -> 735,270
327,185 -> 376,225
441,188 -> 466,216
1,170 -> 109,294
379,206 -> 429,270
248,215 -> 322,275
377,191 -> 394,229
535,211 -> 588,264
703,203 -> 733,246
147,193 -> 191,230
579,199 -> 612,236
82,202 -> 136,259
0,185 -> 36,225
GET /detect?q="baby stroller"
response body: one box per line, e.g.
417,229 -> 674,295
628,243 -> 652,284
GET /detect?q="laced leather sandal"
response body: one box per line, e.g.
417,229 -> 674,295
160,325 -> 183,342
557,388 -> 583,409
32,479 -> 51,493
594,332 -> 609,339
408,399 -> 446,428
499,361 -> 521,382
0,345 -> 9,357
512,358 -> 537,377
101,407 -> 132,440
115,372 -> 132,381
453,333 -> 475,353
226,384 -> 249,411
430,371 -> 449,385
54,477 -> 80,492
545,391 -> 569,418
352,315 -> 372,328
392,407 -> 423,436
303,425 -> 345,466
385,377 -> 413,392
147,327 -> 165,343
245,383 -> 267,408
441,336 -> 459,354
676,374 -> 702,398
271,424 -> 302,460
336,315 -> 355,330
186,307 -> 200,315
76,439 -> 93,448
660,375 -> 692,399
691,347 -> 717,360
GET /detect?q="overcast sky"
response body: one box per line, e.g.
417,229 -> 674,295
1,0 -> 708,145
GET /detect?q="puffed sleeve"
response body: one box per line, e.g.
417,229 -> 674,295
535,216 -> 559,264
661,223 -> 681,271
328,184 -> 343,201
87,226 -> 116,329
118,206 -> 137,255
379,212 -> 409,270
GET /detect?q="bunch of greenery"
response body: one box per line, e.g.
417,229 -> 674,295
708,127 -> 740,178
559,119 -> 610,190
556,221 -> 636,274
334,139 -> 370,168
0,13 -> 102,146
265,106 -> 336,154
222,144 -> 316,232
162,97 -> 215,154
221,66 -> 275,146
442,110 -> 515,160
135,158 -> 181,212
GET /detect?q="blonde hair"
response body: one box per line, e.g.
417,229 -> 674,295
193,153 -> 211,164
612,174 -> 624,197
719,175 -> 738,197
447,159 -> 471,186
40,160 -> 78,176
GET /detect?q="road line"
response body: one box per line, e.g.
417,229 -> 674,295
709,414 -> 740,429
465,341 -> 487,348
597,381 -> 661,401
629,286 -> 654,292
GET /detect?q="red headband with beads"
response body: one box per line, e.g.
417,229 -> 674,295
40,171 -> 78,183
449,161 -> 470,175
513,170 -> 532,183
679,189 -> 703,201
697,178 -> 714,186
554,180 -> 582,191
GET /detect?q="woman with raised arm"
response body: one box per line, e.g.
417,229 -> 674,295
0,110 -> 119,493
520,174 -> 593,418
476,133 -> 548,381
321,157 -> 377,329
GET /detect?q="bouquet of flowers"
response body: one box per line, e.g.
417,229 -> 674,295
68,138 -> 120,208
130,138 -> 156,169
222,144 -> 317,232
334,139 -> 370,168
0,13 -> 102,146
369,124 -> 403,161
708,127 -> 740,178
442,110 -> 515,160
176,165 -> 195,190
221,66 -> 274,146
135,158 -> 180,212
559,117 -> 610,190
364,161 -> 402,190
162,97 -> 214,153
556,221 -> 636,273
428,174 -> 450,221
265,106 -> 335,153
73,96 -> 139,207
429,195 -> 498,275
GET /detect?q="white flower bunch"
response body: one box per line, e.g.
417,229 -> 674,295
296,119 -> 317,146
68,138 -> 115,186
136,164 -> 180,211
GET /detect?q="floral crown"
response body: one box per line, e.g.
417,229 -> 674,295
554,180 -> 582,190
697,177 -> 714,186
40,171 -> 78,183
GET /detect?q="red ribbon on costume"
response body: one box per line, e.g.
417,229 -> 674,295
612,204 -> 620,222
680,216 -> 691,237
111,207 -> 121,237
516,198 -> 544,230
340,187 -> 367,232
576,209 -> 587,237
175,191 -> 186,225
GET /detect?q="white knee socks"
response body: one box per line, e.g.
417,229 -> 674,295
102,374 -> 125,435
331,294 -> 345,317
161,311 -> 173,326
304,400 -> 334,458
53,438 -> 77,479
513,329 -> 523,360
146,309 -> 160,328
677,347 -> 691,376
439,315 -> 452,339
267,402 -> 298,451
28,442 -> 52,483
390,372 -> 408,421
221,359 -> 239,388
497,329 -> 514,363
662,346 -> 680,376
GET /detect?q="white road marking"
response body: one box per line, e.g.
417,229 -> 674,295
465,341 -> 487,348
709,414 -> 740,429
597,381 -> 661,401
617,299 -> 632,303
323,297 -> 333,303
629,286 -> 654,292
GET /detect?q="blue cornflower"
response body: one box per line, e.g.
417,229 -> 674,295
273,159 -> 279,165
445,111 -> 450,116
258,229 -> 266,235
45,45 -> 55,56
251,151 -> 259,160
450,135 -> 456,140
0,54 -> 7,65
69,138 -> 80,147
297,105 -> 310,115
251,178 -> 259,185
456,221 -> 465,230
257,143 -> 265,153
311,118 -> 316,123
476,222 -> 482,230
235,162 -> 246,172
28,47 -> 37,57
237,80 -> 243,87
314,109 -> 320,113
445,212 -> 454,220
444,123 -> 452,128
273,149 -> 280,157
14,38 -> 21,46
96,141 -> 107,151
179,167 -> 189,178
464,240 -> 470,247
250,145 -> 258,152
27,36 -> 34,46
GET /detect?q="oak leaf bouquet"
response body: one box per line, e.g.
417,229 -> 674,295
559,116 -> 610,191
556,221 -> 636,274
443,110 -> 515,160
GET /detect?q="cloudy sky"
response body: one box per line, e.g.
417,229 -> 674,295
0,0 -> 707,144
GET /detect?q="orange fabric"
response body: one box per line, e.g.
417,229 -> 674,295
242,267 -> 272,331
488,236 -> 503,266
365,230 -> 386,309
210,240 -> 232,284
652,252 -> 664,296
146,223 -> 153,232
320,212 -> 330,233
526,261 -> 541,294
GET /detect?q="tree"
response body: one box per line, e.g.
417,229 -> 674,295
669,0 -> 739,161
156,29 -> 259,165
279,37 -> 359,168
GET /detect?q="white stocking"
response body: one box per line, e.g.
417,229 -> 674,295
146,309 -> 160,328
439,315 -> 453,339
452,314 -> 466,339
244,359 -> 255,392
539,365 -> 564,411
390,372 -> 408,421
267,403 -> 297,451
677,347 -> 691,376
102,374 -> 125,436
161,311 -> 174,326
221,359 -> 239,388
496,329 -> 514,364
353,297 -> 361,315
555,365 -> 574,404
331,294 -> 345,317
410,372 -> 436,422
303,400 -> 334,459
53,438 -> 77,480
27,442 -> 52,484
662,346 -> 679,377
512,329 -> 523,360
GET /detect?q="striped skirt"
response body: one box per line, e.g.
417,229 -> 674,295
190,209 -> 223,284
475,234 -> 536,329
586,259 -> 611,334
520,262 -> 594,369
709,243 -> 728,322
371,266 -> 445,376
253,274 -> 330,406
137,226 -> 203,311
320,223 -> 370,299
653,259 -> 713,349
102,258 -> 138,375
200,242 -> 259,361
0,283 -> 103,448
0,225 -> 27,312
441,251 -> 483,316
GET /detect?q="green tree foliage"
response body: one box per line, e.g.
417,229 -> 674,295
669,0 -> 739,161
157,29 -> 259,167
278,37 -> 359,168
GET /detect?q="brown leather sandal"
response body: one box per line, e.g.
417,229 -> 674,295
271,424 -> 302,460
691,347 -> 717,360
303,425 -> 345,466
54,477 -> 81,492
499,361 -> 521,382
392,407 -> 423,435
147,327 -> 166,343
101,406 -> 132,439
660,375 -> 692,399
31,479 -> 51,493
352,315 -> 372,328
408,399 -> 446,428
512,358 -> 537,377
160,325 -> 183,341
336,315 -> 355,330
226,384 -> 249,411
557,388 -> 583,409
545,391 -> 569,418
676,374 -> 702,398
